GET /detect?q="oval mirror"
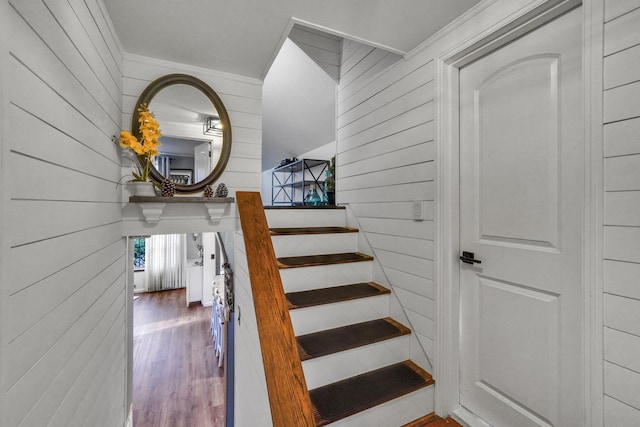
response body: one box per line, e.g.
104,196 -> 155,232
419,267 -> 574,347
131,74 -> 232,193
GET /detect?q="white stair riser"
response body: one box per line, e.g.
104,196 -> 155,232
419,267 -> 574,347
327,386 -> 435,427
280,261 -> 373,293
266,209 -> 346,228
302,335 -> 411,389
289,295 -> 388,335
272,233 -> 358,258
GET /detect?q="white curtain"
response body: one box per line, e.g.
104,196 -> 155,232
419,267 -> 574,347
155,155 -> 171,177
147,234 -> 186,292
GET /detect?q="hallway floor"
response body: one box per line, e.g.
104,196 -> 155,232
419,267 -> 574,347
133,288 -> 225,427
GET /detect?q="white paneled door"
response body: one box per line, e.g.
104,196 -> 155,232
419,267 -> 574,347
458,7 -> 584,427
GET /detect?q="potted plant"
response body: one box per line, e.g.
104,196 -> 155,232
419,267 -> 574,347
325,156 -> 336,205
117,103 -> 162,196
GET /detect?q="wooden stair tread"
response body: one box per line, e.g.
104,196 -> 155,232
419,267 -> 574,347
264,205 -> 345,210
278,252 -> 373,269
297,317 -> 410,361
402,413 -> 463,427
270,226 -> 358,236
286,282 -> 390,309
310,360 -> 434,426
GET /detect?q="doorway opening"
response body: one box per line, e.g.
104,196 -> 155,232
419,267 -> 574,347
128,231 -> 233,427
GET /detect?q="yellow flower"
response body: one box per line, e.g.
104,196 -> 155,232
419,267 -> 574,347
117,104 -> 163,182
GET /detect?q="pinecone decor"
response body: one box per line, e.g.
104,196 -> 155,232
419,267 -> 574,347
203,185 -> 214,198
214,183 -> 228,198
160,179 -> 175,197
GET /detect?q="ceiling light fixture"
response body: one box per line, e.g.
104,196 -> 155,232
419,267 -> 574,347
203,116 -> 222,135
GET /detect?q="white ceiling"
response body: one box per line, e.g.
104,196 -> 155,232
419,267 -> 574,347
104,0 -> 480,80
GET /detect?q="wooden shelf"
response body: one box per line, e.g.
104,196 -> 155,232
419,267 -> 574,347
128,196 -> 234,223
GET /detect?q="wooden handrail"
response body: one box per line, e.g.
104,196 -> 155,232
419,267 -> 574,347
236,192 -> 316,427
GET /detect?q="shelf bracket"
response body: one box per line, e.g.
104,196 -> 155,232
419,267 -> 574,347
138,203 -> 166,223
204,203 -> 227,223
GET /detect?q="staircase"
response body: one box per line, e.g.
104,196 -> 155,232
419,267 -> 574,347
265,206 -> 450,427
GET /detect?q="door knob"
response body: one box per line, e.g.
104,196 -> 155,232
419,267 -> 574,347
459,251 -> 481,264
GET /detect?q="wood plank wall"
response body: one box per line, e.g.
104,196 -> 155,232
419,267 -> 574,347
602,0 -> 640,424
1,0 -> 127,426
289,25 -> 343,82
232,230 -> 275,427
121,55 -> 263,198
336,39 -> 436,361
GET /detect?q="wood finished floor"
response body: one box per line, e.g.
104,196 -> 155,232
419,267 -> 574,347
133,288 -> 225,427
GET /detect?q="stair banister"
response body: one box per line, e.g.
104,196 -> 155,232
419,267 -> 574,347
236,192 -> 316,427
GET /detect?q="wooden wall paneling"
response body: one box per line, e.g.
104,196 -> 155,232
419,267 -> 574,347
604,154 -> 640,191
339,181 -> 434,204
60,0 -> 123,90
9,155 -> 119,202
604,117 -> 640,157
337,84 -> 433,141
604,293 -> 640,336
339,73 -> 433,130
604,226 -> 640,263
604,396 -> 640,425
384,267 -> 435,300
604,361 -> 640,410
603,259 -> 640,300
233,231 -> 276,427
338,103 -> 433,153
605,191 -> 640,226
604,0 -> 640,21
339,144 -> 433,178
8,241 -> 124,340
5,277 -> 124,426
604,7 -> 640,55
231,141 -> 262,159
404,309 -> 435,340
341,43 -> 374,76
44,0 -> 122,95
83,0 -> 125,68
7,223 -> 122,294
339,163 -> 432,192
8,200 -> 121,248
7,105 -> 120,182
341,52 -> 403,97
394,287 -> 435,319
349,201 -> 435,221
603,43 -> 640,89
603,80 -> 640,123
66,314 -> 126,427
6,259 -> 124,390
357,216 -> 434,240
339,125 -> 434,166
338,58 -> 432,117
340,39 -> 359,64
365,232 -> 434,260
9,2 -> 121,131
604,327 -> 640,373
374,249 -> 434,279
18,290 -> 125,426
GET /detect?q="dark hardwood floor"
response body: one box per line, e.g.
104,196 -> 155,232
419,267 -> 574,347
133,288 -> 225,427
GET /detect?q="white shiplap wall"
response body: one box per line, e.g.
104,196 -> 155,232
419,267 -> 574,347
289,24 -> 343,82
602,0 -> 640,424
121,54 -> 263,199
1,0 -> 127,426
337,39 -> 436,362
233,231 -> 274,427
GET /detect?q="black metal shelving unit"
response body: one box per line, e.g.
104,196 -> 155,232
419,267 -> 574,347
271,158 -> 329,206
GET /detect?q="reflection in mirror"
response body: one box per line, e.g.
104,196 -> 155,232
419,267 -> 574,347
132,74 -> 231,193
149,85 -> 223,185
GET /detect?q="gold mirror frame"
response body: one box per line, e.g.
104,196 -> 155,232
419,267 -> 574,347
132,74 -> 232,193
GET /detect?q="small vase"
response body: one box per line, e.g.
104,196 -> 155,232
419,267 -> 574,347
129,181 -> 156,197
